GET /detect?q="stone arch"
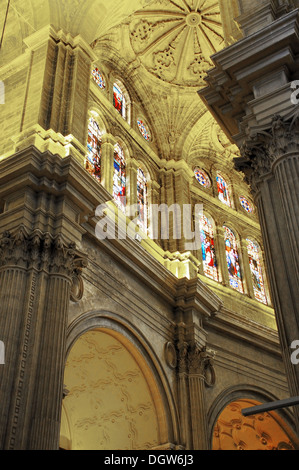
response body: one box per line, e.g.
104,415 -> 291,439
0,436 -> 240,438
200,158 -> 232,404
208,385 -> 299,450
60,311 -> 179,450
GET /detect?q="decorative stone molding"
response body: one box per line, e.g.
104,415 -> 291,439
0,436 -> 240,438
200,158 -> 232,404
0,226 -> 88,280
235,113 -> 299,195
164,342 -> 177,370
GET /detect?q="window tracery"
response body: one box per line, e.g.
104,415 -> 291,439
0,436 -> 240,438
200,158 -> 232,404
91,67 -> 106,89
137,119 -> 151,141
194,168 -> 211,188
240,196 -> 253,214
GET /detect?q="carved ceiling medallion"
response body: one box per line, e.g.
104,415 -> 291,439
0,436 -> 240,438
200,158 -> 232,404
129,0 -> 224,87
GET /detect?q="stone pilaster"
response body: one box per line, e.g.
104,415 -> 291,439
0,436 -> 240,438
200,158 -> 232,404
187,344 -> 216,450
240,239 -> 255,299
101,134 -> 117,194
0,226 -> 87,450
174,278 -> 222,450
7,26 -> 96,166
126,157 -> 139,211
176,328 -> 216,450
214,226 -> 229,287
157,163 -> 194,253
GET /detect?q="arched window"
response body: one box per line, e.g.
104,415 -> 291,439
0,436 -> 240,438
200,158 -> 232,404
240,196 -> 253,214
194,168 -> 211,189
246,239 -> 267,304
137,119 -> 151,142
113,81 -> 130,122
86,117 -> 102,182
113,143 -> 126,212
216,173 -> 232,207
137,167 -> 148,232
91,67 -> 106,89
199,214 -> 218,281
224,226 -> 243,293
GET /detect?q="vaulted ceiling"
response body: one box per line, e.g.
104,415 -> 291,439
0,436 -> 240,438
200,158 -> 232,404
0,0 -> 241,161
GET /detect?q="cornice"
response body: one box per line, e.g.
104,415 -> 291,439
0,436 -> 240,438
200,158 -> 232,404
199,9 -> 299,139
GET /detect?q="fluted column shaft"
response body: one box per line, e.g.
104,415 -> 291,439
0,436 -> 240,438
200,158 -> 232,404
235,115 -> 299,429
0,227 -> 87,450
176,323 -> 216,450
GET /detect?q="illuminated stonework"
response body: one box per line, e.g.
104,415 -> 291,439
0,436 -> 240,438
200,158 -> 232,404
129,0 -> 224,87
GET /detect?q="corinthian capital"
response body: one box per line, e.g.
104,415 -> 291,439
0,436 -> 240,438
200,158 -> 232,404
0,226 -> 88,279
176,340 -> 216,386
235,112 -> 299,194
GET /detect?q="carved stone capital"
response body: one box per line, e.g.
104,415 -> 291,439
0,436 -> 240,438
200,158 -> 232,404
235,113 -> 299,195
0,226 -> 88,281
176,340 -> 216,386
188,345 -> 216,384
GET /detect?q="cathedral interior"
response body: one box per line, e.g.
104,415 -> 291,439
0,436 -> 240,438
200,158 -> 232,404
0,0 -> 299,451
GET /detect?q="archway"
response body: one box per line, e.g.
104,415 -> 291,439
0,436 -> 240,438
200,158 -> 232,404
60,328 -> 167,450
212,399 -> 297,450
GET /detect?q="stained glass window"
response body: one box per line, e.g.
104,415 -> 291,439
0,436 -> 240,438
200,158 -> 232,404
91,68 -> 105,89
224,226 -> 243,293
216,174 -> 231,207
137,168 -> 148,232
199,214 -> 218,281
240,196 -> 253,214
113,82 -> 127,120
194,168 -> 211,188
86,117 -> 102,182
247,239 -> 267,304
113,143 -> 126,212
137,119 -> 150,141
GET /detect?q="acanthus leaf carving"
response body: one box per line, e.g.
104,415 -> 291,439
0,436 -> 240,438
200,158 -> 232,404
175,339 -> 216,386
235,113 -> 299,195
0,226 -> 88,289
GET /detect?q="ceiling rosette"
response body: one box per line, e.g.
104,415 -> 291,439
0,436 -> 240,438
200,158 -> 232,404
129,0 -> 225,87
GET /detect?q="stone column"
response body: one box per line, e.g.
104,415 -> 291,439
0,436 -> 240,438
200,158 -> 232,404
0,227 -> 87,450
235,114 -> 299,428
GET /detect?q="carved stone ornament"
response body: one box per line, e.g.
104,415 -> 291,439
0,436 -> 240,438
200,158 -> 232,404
235,112 -> 299,195
164,341 -> 177,369
70,271 -> 85,302
129,0 -> 225,88
0,226 -> 88,280
177,341 -> 216,386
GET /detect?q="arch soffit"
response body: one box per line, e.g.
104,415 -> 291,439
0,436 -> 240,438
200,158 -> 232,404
208,385 -> 299,448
